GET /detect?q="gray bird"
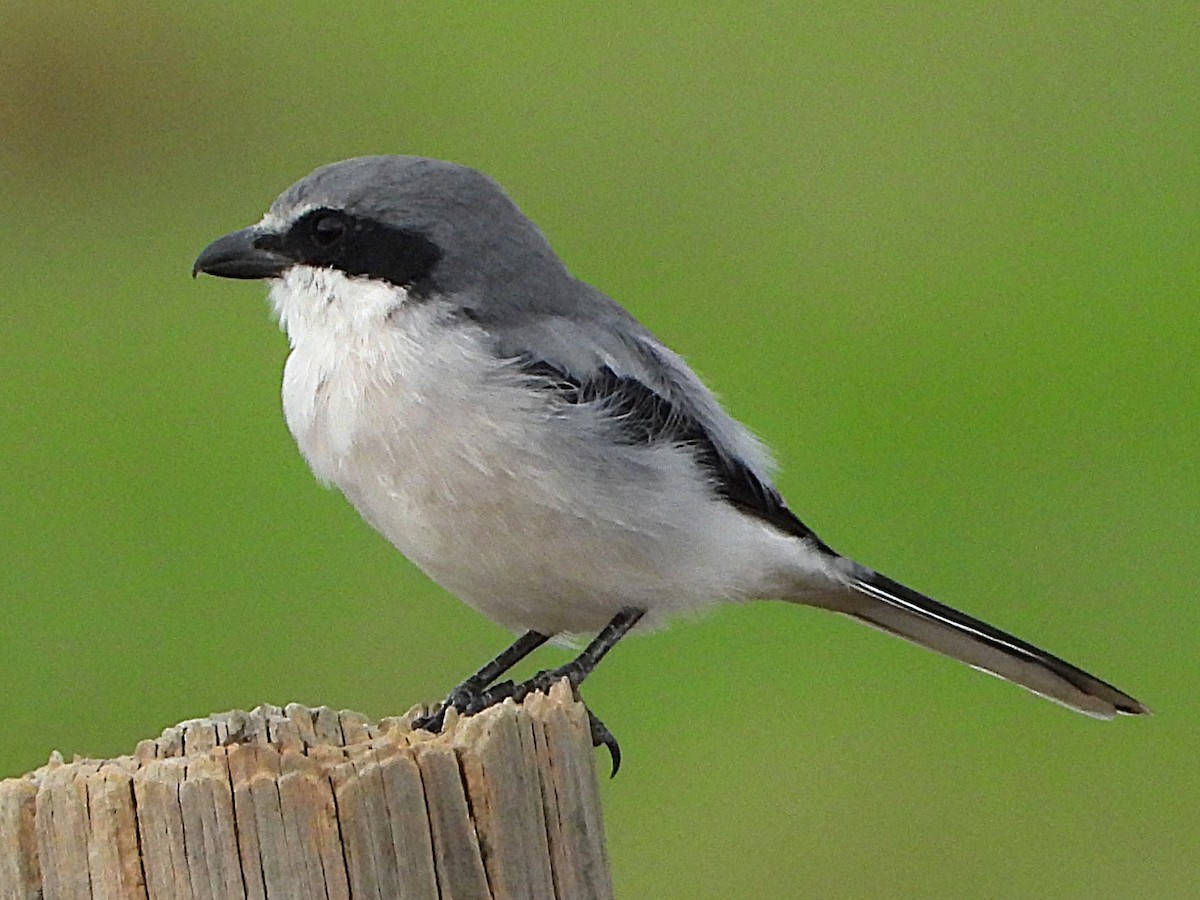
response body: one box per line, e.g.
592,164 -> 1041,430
194,155 -> 1146,773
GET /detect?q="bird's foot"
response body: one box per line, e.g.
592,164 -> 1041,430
411,681 -> 485,735
415,666 -> 623,777
464,666 -> 623,777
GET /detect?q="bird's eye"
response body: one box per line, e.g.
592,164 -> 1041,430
312,214 -> 347,246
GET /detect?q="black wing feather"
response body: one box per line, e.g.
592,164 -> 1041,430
519,358 -> 834,552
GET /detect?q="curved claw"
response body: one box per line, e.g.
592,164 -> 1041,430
587,708 -> 622,778
417,671 -> 625,777
412,682 -> 488,734
410,707 -> 447,735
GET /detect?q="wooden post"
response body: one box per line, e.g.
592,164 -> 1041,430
0,682 -> 612,900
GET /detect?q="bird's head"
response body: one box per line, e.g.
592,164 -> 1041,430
194,155 -> 569,316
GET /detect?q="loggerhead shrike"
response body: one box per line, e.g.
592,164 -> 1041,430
194,156 -> 1146,773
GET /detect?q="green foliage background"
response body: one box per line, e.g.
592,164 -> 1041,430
2,4 -> 1195,896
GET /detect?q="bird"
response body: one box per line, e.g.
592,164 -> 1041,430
194,155 -> 1147,774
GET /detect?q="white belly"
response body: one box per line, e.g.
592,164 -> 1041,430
270,269 -> 816,635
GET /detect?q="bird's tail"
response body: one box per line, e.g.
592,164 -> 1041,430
805,568 -> 1148,718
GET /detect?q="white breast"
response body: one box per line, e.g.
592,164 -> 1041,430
267,267 -> 829,635
271,266 -> 528,542
272,268 -> 486,487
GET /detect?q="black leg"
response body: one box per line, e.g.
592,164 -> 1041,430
469,607 -> 646,776
550,606 -> 645,690
412,629 -> 550,734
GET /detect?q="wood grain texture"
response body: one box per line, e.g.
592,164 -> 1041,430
0,682 -> 611,900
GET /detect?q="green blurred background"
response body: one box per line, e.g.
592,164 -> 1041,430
2,3 -> 1195,897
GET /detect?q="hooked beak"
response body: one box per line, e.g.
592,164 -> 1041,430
193,226 -> 291,280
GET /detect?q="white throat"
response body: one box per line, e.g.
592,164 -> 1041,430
269,265 -> 411,347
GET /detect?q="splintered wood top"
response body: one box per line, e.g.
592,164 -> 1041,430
0,681 -> 612,900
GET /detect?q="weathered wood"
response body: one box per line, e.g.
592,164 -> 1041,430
0,682 -> 612,900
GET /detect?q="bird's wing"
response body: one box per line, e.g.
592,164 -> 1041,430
469,291 -> 1148,720
474,296 -> 831,549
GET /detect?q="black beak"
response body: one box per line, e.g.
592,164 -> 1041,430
193,226 -> 291,280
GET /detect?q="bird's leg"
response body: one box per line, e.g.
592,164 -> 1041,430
412,629 -> 550,734
468,607 -> 645,776
474,608 -> 646,707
